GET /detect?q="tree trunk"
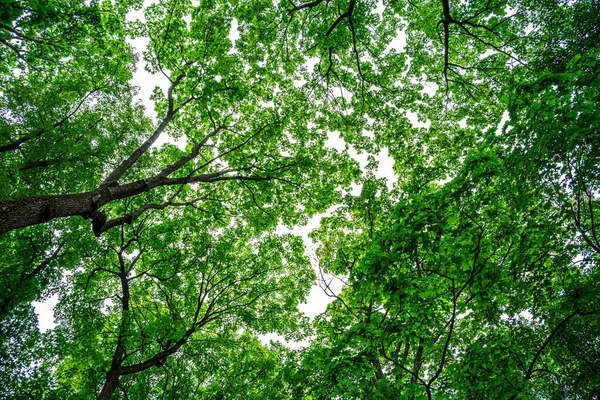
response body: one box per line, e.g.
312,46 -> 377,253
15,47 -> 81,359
0,192 -> 95,234
408,338 -> 424,400
0,179 -> 154,235
98,368 -> 121,400
370,357 -> 384,380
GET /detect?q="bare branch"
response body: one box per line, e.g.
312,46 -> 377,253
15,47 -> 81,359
103,72 -> 186,185
158,126 -> 223,178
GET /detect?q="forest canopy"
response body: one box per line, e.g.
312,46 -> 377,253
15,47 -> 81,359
1,0 -> 599,398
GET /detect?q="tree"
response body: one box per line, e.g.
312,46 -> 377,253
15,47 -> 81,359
1,0 -> 357,397
292,1 -> 600,396
302,147 -> 599,398
2,0 -> 600,398
41,219 -> 312,399
0,0 -> 356,236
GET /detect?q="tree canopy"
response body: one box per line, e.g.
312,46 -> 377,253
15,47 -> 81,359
1,0 -> 599,398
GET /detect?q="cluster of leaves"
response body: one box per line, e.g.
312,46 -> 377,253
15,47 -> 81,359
283,0 -> 600,397
1,0 -> 599,398
302,148 -> 599,398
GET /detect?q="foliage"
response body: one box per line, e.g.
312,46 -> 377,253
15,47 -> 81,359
1,0 -> 599,398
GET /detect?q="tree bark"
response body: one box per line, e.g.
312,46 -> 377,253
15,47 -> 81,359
0,191 -> 95,234
97,368 -> 121,400
408,338 -> 424,400
0,171 -> 268,235
97,271 -> 131,400
0,178 -> 161,235
370,357 -> 384,380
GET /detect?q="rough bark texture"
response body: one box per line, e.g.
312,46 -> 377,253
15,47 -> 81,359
0,192 -> 95,234
0,179 -> 155,235
0,170 -> 268,236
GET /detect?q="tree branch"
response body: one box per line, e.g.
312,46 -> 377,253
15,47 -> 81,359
325,0 -> 356,36
103,72 -> 186,185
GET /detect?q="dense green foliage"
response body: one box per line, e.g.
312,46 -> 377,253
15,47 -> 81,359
1,0 -> 599,398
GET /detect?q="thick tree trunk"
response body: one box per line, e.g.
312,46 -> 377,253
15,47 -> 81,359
0,179 -> 154,235
0,170 -> 258,235
98,368 -> 121,400
97,273 -> 130,400
0,192 -> 95,234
